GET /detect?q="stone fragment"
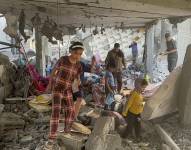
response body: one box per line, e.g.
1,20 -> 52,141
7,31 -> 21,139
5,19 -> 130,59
0,112 -> 25,130
20,135 -> 33,144
142,66 -> 181,120
162,144 -> 171,150
178,44 -> 191,127
0,104 -> 4,114
57,133 -> 88,150
85,117 -> 116,150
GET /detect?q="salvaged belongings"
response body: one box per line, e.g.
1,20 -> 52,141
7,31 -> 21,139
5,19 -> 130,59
29,94 -> 51,113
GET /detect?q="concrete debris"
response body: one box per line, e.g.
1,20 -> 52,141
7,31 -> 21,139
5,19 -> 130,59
0,62 -> 15,103
178,44 -> 191,127
85,117 -> 116,150
72,122 -> 91,135
162,144 -> 171,150
152,57 -> 169,83
159,114 -> 191,150
142,66 -> 182,120
0,53 -> 10,65
104,133 -> 122,150
0,100 -> 190,150
0,112 -> 25,131
0,104 -> 4,114
20,135 -> 33,144
155,124 -> 180,150
34,115 -> 50,124
87,111 -> 100,119
57,133 -> 88,150
1,84 -> 13,101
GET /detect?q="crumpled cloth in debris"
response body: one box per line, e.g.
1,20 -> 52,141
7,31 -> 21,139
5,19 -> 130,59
29,94 -> 52,113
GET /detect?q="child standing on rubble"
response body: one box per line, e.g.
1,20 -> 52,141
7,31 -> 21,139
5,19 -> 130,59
104,61 -> 117,111
122,78 -> 148,142
43,42 -> 84,150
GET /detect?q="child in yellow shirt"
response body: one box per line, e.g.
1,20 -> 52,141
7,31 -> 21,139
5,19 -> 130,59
122,78 -> 148,141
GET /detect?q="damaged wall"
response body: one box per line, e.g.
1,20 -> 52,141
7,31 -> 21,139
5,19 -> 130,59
177,19 -> 191,66
55,28 -> 145,61
145,18 -> 191,81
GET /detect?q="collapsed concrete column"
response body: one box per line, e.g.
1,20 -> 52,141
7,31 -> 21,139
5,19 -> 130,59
178,44 -> 191,127
145,25 -> 155,77
161,20 -> 172,51
35,29 -> 46,76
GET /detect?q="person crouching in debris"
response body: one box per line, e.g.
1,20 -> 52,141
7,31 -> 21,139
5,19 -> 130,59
104,61 -> 117,111
122,79 -> 148,142
44,42 -> 84,150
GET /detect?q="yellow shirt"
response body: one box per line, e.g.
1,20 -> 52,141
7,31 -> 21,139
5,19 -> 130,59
122,90 -> 144,117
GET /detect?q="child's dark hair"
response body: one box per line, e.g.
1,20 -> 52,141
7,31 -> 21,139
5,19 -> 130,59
69,41 -> 84,52
140,79 -> 148,86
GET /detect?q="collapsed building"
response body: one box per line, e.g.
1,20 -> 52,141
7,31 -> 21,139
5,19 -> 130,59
0,0 -> 191,150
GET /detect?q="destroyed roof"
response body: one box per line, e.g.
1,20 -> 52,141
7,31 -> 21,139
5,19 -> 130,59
0,0 -> 191,28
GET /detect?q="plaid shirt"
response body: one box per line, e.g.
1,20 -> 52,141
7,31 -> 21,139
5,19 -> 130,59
50,56 -> 82,95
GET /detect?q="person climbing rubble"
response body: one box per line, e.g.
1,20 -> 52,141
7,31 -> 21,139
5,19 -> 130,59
104,61 -> 117,111
122,78 -> 148,142
43,42 -> 84,150
160,33 -> 178,73
105,43 -> 126,93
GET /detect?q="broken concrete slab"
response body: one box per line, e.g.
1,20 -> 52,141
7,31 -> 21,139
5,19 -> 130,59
177,44 -> 191,127
92,117 -> 115,135
85,117 -> 115,150
0,54 -> 9,65
0,84 -> 13,104
0,104 -> 4,114
162,144 -> 171,150
104,134 -> 122,150
0,112 -> 25,131
72,122 -> 91,135
155,124 -> 180,150
34,115 -> 50,124
142,66 -> 182,120
20,135 -> 33,144
57,133 -> 88,150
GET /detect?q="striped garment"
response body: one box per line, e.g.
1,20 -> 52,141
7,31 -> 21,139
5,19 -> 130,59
49,56 -> 82,140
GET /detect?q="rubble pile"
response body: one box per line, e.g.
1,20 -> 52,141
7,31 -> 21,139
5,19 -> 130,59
152,55 -> 169,83
0,51 -> 190,150
0,101 -> 162,150
0,54 -> 16,103
159,114 -> 191,150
